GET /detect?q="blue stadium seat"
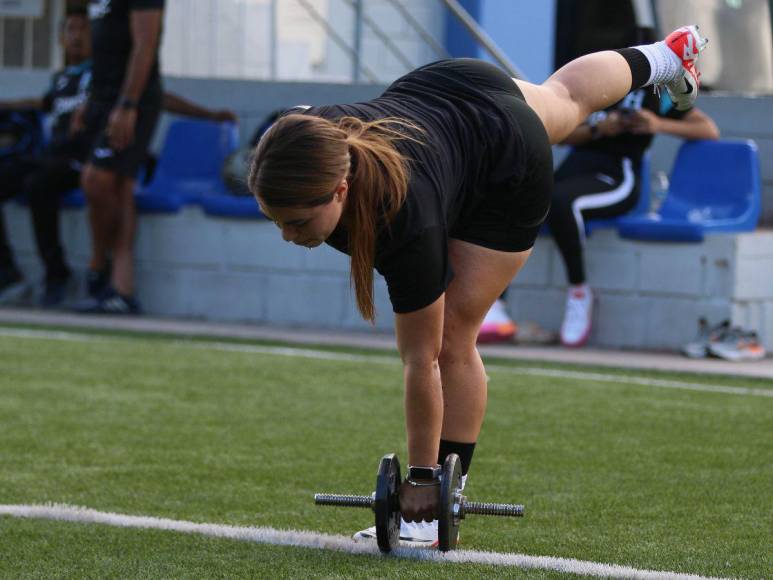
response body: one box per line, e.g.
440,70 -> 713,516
135,118 -> 238,214
617,140 -> 761,242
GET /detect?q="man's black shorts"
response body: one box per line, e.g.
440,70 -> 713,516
85,88 -> 162,179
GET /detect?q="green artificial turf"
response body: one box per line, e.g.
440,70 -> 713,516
0,327 -> 770,578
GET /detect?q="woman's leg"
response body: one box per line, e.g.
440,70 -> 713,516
515,26 -> 707,144
516,51 -> 634,145
439,240 -> 531,473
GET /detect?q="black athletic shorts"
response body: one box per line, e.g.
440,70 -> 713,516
443,59 -> 553,253
84,87 -> 162,179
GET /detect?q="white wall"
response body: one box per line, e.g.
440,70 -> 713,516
160,0 -> 444,84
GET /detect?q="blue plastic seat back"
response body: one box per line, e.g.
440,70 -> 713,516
141,119 -> 238,208
661,139 -> 760,228
156,119 -> 237,181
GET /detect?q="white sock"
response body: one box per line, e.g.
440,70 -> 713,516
632,42 -> 681,85
461,473 -> 468,490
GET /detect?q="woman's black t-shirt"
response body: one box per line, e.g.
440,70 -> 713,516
294,59 -> 532,314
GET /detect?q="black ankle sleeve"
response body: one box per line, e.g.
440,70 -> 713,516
614,47 -> 651,90
438,440 -> 476,476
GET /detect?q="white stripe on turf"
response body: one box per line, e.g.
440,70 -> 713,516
0,503 -> 725,579
1,327 -> 771,398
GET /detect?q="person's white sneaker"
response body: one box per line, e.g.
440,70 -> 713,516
478,298 -> 517,343
352,518 -> 438,548
560,284 -> 593,347
663,25 -> 708,111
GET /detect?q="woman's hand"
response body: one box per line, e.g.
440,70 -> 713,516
399,480 -> 440,523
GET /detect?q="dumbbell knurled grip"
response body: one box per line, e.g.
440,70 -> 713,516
315,493 -> 374,508
463,501 -> 524,517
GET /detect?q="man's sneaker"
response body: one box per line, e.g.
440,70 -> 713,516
353,518 -> 439,549
708,328 -> 766,362
74,286 -> 141,315
0,268 -> 27,305
478,298 -> 517,344
663,25 -> 708,111
87,266 -> 111,298
560,284 -> 593,347
681,318 -> 730,359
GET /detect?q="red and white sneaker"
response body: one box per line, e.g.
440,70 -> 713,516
663,25 -> 708,111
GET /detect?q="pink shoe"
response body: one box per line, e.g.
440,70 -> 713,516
663,25 -> 708,110
477,299 -> 517,344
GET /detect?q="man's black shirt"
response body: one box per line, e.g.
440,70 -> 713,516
88,0 -> 164,101
42,60 -> 92,158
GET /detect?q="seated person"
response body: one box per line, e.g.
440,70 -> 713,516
0,9 -> 92,306
549,80 -> 718,348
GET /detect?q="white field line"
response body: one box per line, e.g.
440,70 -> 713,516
2,327 -> 771,398
0,504 -> 726,580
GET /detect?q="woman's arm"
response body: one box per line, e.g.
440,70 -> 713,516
394,295 -> 445,467
394,294 -> 445,523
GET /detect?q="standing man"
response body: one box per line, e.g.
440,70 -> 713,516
78,0 -> 165,313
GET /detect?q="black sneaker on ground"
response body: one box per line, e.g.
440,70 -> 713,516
74,286 -> 141,315
87,266 -> 111,298
40,274 -> 72,308
0,268 -> 26,305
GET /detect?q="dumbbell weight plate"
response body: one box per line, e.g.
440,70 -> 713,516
438,453 -> 463,552
374,453 -> 401,552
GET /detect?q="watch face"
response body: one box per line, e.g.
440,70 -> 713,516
409,467 -> 438,480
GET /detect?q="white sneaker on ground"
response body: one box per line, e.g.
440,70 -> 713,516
663,25 -> 708,110
560,284 -> 593,347
352,518 -> 438,548
478,298 -> 517,344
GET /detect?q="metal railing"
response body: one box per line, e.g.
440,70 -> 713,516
275,0 -> 525,84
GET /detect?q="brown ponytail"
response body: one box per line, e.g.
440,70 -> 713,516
249,113 -> 420,323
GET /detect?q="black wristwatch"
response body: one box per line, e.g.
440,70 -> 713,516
118,96 -> 138,110
407,465 -> 441,486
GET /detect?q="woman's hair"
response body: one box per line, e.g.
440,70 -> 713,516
248,113 -> 420,322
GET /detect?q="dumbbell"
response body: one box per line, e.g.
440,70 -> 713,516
314,453 -> 524,552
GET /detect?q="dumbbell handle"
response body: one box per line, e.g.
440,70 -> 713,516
315,493 -> 374,509
314,493 -> 524,517
463,500 -> 524,517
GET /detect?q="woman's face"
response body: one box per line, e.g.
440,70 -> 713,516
260,180 -> 348,248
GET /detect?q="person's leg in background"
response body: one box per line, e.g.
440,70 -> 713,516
76,91 -> 161,314
25,156 -> 82,307
548,152 -> 638,347
78,163 -> 139,313
0,158 -> 41,303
